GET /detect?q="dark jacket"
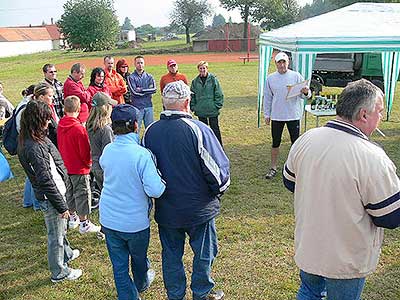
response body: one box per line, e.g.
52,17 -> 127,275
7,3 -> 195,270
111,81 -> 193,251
142,111 -> 230,228
190,73 -> 224,118
18,137 -> 69,213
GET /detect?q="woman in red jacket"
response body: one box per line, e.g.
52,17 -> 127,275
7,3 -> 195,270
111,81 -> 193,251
87,68 -> 111,109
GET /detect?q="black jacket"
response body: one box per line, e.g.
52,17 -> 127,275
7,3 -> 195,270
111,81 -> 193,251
18,137 -> 69,213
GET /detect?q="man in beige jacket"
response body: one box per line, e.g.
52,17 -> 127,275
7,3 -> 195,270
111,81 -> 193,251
283,79 -> 400,300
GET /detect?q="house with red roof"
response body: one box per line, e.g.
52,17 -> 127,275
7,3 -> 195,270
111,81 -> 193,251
0,23 -> 64,58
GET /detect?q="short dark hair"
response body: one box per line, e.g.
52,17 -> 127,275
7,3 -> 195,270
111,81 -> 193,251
19,100 -> 52,145
71,63 -> 84,74
104,55 -> 113,62
42,63 -> 55,73
134,55 -> 144,62
336,79 -> 382,122
112,121 -> 135,135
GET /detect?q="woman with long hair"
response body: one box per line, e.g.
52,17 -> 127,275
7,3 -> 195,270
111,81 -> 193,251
87,67 -> 111,109
116,58 -> 131,104
86,92 -> 116,191
18,100 -> 82,282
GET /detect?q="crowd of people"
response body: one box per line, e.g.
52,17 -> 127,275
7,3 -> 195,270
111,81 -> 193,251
1,51 -> 400,300
2,55 -> 229,300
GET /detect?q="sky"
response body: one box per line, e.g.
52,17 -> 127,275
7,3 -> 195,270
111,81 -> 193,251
0,0 -> 313,28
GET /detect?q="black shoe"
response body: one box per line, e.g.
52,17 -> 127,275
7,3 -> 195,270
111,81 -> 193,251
91,197 -> 99,210
265,168 -> 277,179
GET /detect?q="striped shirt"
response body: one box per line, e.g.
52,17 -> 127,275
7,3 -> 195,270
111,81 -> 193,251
44,78 -> 64,118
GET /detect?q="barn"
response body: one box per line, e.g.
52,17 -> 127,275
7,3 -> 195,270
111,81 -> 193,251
193,23 -> 260,52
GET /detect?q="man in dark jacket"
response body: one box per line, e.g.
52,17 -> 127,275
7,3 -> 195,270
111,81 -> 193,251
142,80 -> 230,300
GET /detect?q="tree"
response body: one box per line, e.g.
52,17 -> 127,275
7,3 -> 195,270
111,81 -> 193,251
253,0 -> 300,30
212,14 -> 226,27
121,17 -> 134,30
58,0 -> 120,51
135,24 -> 156,37
170,0 -> 212,44
219,0 -> 258,38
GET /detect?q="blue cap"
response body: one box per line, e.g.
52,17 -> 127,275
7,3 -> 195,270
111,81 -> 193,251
111,104 -> 139,124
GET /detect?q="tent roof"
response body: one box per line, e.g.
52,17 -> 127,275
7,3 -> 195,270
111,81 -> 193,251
259,2 -> 400,53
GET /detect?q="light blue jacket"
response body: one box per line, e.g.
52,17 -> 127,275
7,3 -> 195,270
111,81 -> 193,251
99,132 -> 165,233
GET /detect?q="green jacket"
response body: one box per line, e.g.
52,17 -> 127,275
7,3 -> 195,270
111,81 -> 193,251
190,73 -> 224,118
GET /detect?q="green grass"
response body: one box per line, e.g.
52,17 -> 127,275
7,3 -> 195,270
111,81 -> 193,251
1,53 -> 400,300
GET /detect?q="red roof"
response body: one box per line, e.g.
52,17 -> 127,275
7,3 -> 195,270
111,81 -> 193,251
0,25 -> 61,42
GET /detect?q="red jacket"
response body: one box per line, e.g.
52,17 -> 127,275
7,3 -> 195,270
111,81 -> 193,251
104,69 -> 127,104
57,116 -> 92,175
87,85 -> 112,109
160,72 -> 188,93
63,76 -> 91,106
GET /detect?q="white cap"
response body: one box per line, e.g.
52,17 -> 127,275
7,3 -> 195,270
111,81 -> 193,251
275,52 -> 289,63
162,80 -> 191,101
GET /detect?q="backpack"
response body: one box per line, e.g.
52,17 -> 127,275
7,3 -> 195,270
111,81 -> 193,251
2,104 -> 26,155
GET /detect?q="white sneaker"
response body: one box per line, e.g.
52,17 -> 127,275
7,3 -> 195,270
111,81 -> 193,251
70,249 -> 80,262
68,214 -> 80,229
140,269 -> 155,293
79,220 -> 101,234
51,268 -> 82,283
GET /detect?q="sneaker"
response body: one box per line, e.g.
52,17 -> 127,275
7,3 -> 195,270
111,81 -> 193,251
205,290 -> 224,300
70,249 -> 80,262
68,214 -> 80,229
51,268 -> 82,283
79,220 -> 101,234
139,269 -> 156,293
265,168 -> 277,179
91,197 -> 100,210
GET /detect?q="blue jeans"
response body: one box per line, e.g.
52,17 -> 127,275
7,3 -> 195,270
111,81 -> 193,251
23,177 -> 40,210
103,226 -> 152,300
297,270 -> 366,300
158,219 -> 218,300
40,201 -> 74,280
136,107 -> 154,133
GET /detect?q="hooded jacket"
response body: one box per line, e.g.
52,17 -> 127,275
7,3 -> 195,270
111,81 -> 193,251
57,116 -> 92,175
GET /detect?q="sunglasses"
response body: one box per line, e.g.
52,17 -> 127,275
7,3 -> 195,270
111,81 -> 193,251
48,70 -> 57,74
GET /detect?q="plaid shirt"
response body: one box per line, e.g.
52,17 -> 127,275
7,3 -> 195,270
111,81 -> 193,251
44,78 -> 64,118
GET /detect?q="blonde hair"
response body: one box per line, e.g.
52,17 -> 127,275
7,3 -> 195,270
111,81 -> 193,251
197,61 -> 209,68
33,82 -> 53,99
86,103 -> 112,132
64,96 -> 80,113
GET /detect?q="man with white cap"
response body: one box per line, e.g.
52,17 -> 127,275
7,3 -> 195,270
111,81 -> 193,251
142,81 -> 230,300
263,51 -> 311,179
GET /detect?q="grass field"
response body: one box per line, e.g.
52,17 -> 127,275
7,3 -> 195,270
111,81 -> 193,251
1,50 -> 400,300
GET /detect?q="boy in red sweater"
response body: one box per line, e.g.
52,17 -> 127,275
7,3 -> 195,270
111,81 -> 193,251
57,96 -> 100,234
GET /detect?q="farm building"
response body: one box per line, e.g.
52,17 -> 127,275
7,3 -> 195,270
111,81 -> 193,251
193,23 -> 260,52
0,24 -> 64,58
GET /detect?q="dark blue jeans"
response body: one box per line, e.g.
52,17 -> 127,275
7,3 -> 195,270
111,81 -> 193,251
158,219 -> 218,300
103,226 -> 151,300
297,270 -> 366,300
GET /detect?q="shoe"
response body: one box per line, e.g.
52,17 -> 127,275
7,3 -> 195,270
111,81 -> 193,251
79,220 -> 101,234
139,269 -> 156,293
51,268 -> 82,283
265,168 -> 277,179
70,249 -> 80,262
91,197 -> 100,210
205,290 -> 224,300
68,214 -> 80,229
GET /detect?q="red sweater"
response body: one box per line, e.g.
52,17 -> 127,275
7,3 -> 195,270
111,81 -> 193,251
63,76 -> 91,106
87,85 -> 112,109
57,116 -> 92,175
160,72 -> 188,93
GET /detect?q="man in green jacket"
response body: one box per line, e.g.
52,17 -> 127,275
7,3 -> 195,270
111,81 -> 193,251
190,61 -> 224,145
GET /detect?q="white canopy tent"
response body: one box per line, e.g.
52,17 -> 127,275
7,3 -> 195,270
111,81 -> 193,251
257,2 -> 400,125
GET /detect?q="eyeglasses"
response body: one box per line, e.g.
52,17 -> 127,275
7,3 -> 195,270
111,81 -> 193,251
48,70 -> 57,74
120,66 -> 128,68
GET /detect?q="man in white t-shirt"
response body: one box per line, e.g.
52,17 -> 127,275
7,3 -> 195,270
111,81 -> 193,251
263,52 -> 311,179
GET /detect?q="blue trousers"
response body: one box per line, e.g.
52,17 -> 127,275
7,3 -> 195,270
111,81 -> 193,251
297,270 -> 366,300
40,201 -> 74,280
103,226 -> 151,300
136,107 -> 154,133
23,177 -> 40,210
158,219 -> 218,300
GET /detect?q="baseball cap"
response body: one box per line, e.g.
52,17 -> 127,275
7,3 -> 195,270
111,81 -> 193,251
275,52 -> 289,63
111,104 -> 139,124
162,80 -> 191,101
167,59 -> 177,67
92,92 -> 118,107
